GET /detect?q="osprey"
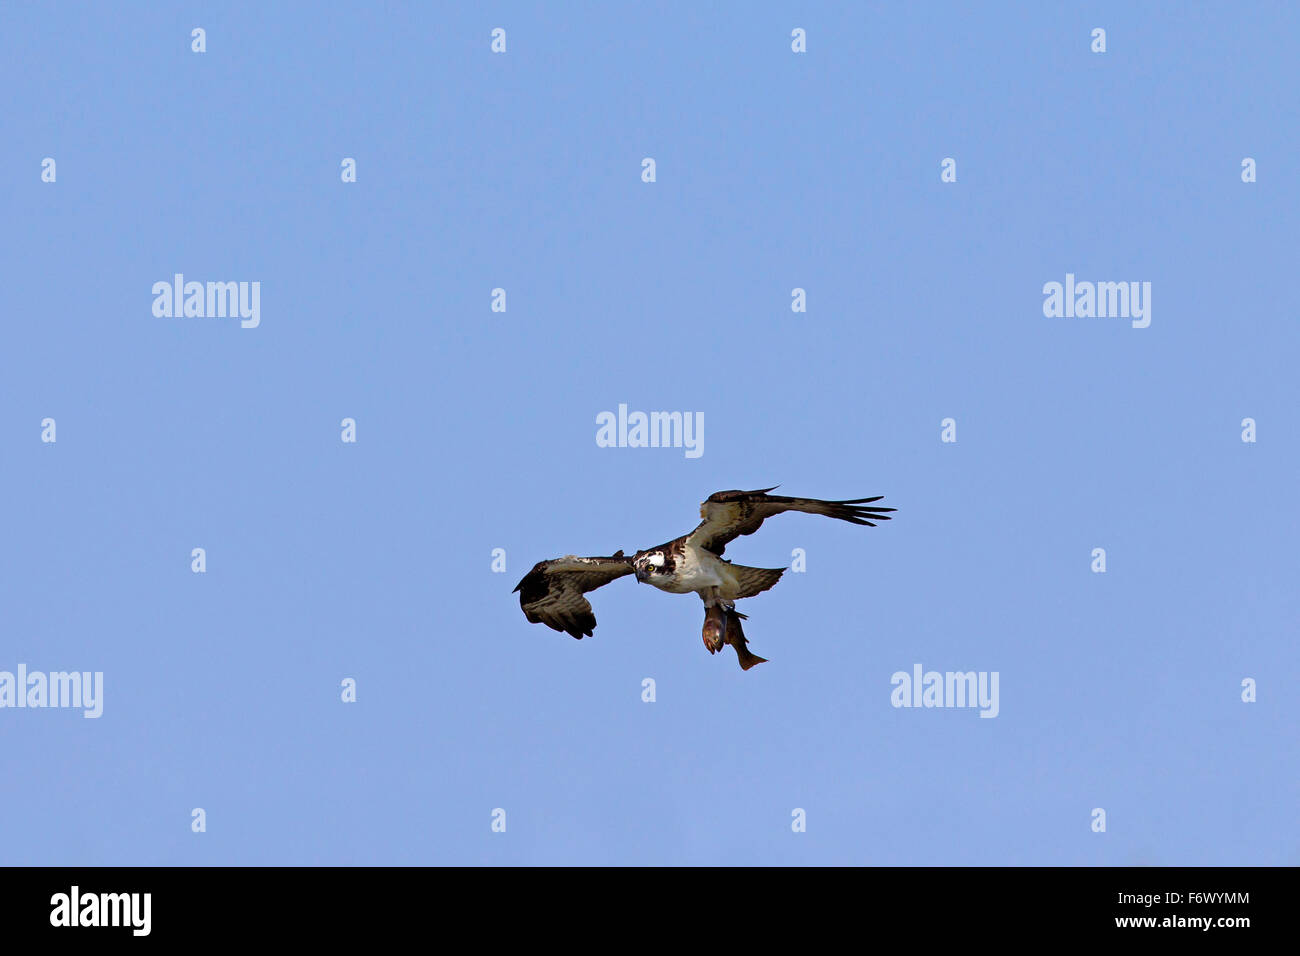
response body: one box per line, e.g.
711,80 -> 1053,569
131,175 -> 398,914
513,488 -> 895,670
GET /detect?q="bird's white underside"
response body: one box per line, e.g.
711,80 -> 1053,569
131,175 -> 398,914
645,543 -> 731,596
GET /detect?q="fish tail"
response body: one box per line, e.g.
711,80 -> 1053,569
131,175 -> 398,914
725,608 -> 768,671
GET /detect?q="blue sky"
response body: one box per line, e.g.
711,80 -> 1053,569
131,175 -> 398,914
2,2 -> 1296,865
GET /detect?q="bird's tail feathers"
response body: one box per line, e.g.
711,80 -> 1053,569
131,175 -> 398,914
729,565 -> 785,599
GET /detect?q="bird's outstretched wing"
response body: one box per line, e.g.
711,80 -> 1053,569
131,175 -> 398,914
513,552 -> 635,639
686,487 -> 895,555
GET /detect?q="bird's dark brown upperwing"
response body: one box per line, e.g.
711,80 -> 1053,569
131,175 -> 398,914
686,487 -> 895,555
513,552 -> 635,639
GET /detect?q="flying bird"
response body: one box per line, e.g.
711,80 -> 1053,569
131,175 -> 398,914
513,487 -> 895,670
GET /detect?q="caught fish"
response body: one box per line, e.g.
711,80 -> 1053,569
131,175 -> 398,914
701,604 -> 767,670
702,603 -> 726,654
722,607 -> 768,671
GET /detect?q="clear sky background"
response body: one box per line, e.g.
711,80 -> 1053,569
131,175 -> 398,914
2,2 -> 1296,865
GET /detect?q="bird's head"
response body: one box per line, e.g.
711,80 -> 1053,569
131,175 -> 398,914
633,551 -> 667,583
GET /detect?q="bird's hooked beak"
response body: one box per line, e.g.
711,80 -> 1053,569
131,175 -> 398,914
634,565 -> 649,583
